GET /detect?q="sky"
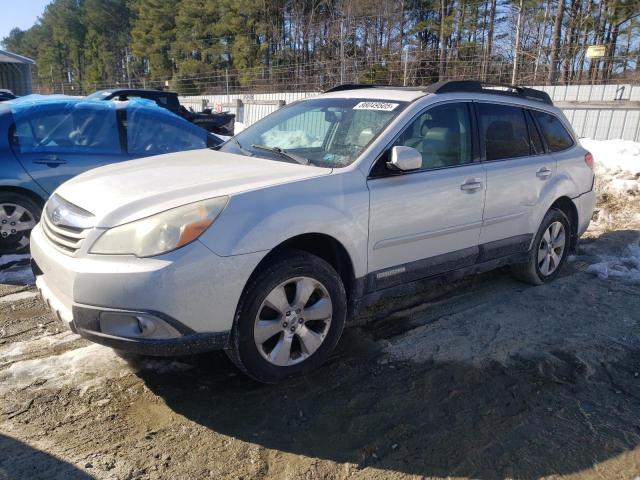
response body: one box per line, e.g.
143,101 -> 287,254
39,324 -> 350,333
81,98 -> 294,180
0,0 -> 50,44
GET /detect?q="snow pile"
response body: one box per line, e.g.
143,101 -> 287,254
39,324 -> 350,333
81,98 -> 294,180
580,138 -> 640,196
261,129 -> 323,149
585,243 -> 640,284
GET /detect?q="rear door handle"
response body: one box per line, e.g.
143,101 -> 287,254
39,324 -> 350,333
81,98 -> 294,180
33,156 -> 66,167
536,167 -> 552,179
460,179 -> 483,193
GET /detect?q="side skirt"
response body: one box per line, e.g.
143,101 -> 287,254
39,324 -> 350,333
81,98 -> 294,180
348,234 -> 532,318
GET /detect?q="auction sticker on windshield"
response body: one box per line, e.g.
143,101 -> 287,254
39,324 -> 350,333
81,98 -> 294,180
353,102 -> 399,111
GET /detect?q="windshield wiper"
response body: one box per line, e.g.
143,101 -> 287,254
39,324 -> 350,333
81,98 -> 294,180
251,144 -> 310,165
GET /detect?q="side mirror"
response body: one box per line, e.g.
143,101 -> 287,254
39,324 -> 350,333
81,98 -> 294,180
388,146 -> 422,171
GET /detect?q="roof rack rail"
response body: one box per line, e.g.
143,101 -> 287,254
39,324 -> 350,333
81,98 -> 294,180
323,80 -> 553,105
324,84 -> 391,93
423,80 -> 553,105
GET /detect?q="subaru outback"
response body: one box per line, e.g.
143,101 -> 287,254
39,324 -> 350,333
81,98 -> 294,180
31,81 -> 597,383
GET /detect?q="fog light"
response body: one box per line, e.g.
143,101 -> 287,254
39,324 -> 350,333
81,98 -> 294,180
99,311 -> 181,339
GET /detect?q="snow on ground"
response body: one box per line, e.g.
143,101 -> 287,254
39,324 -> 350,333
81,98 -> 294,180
0,333 -> 193,396
584,243 -> 640,284
577,138 -> 640,283
0,331 -> 79,367
0,344 -> 129,396
580,138 -> 640,196
0,290 -> 39,303
234,121 -> 247,134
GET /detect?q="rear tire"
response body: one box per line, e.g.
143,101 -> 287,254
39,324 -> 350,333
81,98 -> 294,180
226,249 -> 347,383
511,208 -> 571,285
0,192 -> 41,255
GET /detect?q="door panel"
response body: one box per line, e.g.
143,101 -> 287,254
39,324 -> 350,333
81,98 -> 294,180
479,155 -> 556,244
367,101 -> 486,285
10,103 -> 125,194
476,103 -> 556,245
368,164 -> 487,275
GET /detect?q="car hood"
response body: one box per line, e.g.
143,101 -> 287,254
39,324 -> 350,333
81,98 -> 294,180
55,149 -> 330,227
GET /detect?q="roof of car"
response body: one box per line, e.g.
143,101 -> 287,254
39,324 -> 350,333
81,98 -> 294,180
92,88 -> 177,96
2,94 -> 174,115
320,81 -> 554,106
319,87 -> 428,102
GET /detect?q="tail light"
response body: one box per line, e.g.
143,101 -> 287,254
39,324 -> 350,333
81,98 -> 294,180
584,152 -> 595,170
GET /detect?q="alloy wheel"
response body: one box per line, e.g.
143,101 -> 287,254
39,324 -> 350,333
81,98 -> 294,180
254,276 -> 333,367
0,203 -> 37,250
537,221 -> 566,276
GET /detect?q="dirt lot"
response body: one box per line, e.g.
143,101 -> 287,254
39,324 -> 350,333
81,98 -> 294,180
1,212 -> 640,479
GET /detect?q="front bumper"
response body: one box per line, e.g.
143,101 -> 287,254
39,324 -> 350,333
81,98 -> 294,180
31,223 -> 266,355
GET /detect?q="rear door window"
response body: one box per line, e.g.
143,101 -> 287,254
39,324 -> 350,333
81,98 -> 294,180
477,103 -> 530,161
525,110 -> 545,155
531,110 -> 574,152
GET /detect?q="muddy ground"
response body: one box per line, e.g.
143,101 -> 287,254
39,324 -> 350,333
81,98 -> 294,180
1,222 -> 640,479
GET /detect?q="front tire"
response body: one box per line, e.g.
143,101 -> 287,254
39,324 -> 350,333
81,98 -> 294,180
226,249 -> 347,383
511,208 -> 571,285
0,192 -> 41,254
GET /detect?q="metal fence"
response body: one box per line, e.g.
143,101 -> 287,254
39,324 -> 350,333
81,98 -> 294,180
180,84 -> 640,141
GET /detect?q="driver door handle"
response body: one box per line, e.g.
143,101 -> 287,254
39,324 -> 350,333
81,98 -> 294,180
460,179 -> 483,193
33,156 -> 66,167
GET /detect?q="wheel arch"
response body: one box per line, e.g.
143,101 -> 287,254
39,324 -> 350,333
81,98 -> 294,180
0,186 -> 46,209
243,232 -> 357,303
549,196 -> 579,251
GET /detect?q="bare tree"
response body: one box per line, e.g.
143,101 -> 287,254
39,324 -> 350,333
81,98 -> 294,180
547,0 -> 566,84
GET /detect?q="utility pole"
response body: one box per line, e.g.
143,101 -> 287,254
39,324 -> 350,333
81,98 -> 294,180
125,47 -> 132,88
340,15 -> 345,84
511,0 -> 524,85
225,68 -> 229,102
403,48 -> 409,86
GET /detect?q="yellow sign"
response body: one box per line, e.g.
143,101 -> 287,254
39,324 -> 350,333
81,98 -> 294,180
586,45 -> 606,58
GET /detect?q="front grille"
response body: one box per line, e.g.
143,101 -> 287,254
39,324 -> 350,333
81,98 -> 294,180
41,213 -> 88,254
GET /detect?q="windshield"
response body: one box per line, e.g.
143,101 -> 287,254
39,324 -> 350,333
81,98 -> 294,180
220,98 -> 407,167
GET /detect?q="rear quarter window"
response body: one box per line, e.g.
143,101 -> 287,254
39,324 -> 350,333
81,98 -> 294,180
532,110 -> 574,152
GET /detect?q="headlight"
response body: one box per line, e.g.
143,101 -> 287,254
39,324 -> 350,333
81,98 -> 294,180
90,196 -> 228,257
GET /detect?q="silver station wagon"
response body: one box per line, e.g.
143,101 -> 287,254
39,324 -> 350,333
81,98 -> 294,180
31,81 -> 597,382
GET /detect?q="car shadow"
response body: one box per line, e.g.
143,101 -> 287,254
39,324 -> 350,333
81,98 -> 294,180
134,336 -> 640,479
0,434 -> 93,480
132,229 -> 640,478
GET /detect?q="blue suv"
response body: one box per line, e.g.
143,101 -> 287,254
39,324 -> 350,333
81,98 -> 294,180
0,95 -> 222,253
